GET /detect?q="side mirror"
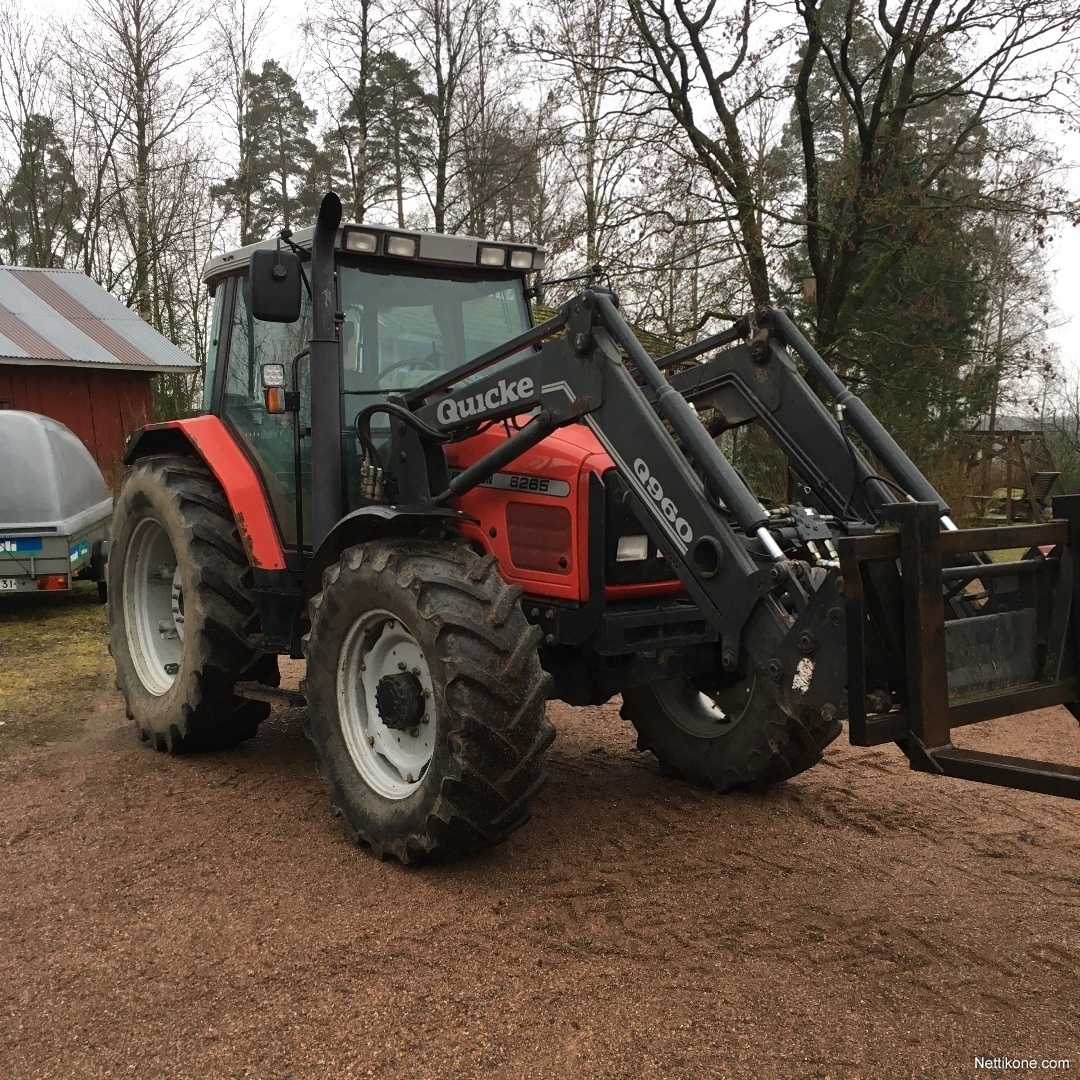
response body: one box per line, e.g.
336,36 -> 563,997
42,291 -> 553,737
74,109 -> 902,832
250,248 -> 302,323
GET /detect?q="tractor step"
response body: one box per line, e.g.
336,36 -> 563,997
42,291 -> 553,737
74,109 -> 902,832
235,681 -> 307,708
923,746 -> 1080,800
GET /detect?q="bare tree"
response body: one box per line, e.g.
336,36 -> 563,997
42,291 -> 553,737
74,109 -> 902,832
790,0 -> 1080,350
395,0 -> 482,233
0,5 -> 83,267
624,0 -> 1080,338
623,0 -> 779,307
522,0 -> 647,269
210,0 -> 271,243
970,128 -> 1065,431
69,0 -> 213,318
0,0 -> 52,155
304,0 -> 391,223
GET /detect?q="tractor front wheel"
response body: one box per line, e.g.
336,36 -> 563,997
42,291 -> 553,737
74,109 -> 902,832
108,455 -> 278,752
302,540 -> 553,863
621,673 -> 841,791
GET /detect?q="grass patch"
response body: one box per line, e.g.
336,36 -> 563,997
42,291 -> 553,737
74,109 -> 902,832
990,547 -> 1027,563
0,582 -> 113,754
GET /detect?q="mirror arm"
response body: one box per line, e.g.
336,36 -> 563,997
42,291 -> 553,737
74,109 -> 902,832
277,231 -> 312,300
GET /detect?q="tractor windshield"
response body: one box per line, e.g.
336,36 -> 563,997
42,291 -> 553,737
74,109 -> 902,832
338,262 -> 532,396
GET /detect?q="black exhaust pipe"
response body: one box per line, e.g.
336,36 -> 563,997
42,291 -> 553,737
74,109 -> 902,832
310,192 -> 343,548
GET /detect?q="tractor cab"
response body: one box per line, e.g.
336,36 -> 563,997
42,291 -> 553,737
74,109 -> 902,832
200,224 -> 546,551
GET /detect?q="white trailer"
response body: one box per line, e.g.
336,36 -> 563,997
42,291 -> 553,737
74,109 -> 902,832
0,411 -> 112,598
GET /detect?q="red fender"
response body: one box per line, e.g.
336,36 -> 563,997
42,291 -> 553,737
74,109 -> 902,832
124,415 -> 286,570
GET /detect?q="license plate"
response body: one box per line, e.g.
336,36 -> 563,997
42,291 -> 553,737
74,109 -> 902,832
0,578 -> 19,591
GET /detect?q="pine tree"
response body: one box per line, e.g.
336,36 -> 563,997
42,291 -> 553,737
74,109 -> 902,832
777,12 -> 994,460
1,114 -> 83,267
213,60 -> 316,242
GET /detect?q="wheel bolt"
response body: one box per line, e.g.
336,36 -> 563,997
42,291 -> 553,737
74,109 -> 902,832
367,736 -> 375,746
406,773 -> 414,783
398,661 -> 407,670
409,727 -> 419,738
422,715 -> 429,724
422,688 -> 431,698
411,667 -> 420,676
359,662 -> 366,671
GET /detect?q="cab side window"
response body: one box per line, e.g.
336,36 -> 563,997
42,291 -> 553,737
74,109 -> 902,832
223,273 -> 312,547
201,281 -> 227,412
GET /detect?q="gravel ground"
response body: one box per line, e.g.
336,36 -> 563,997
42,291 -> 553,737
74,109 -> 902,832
1,659 -> 1078,1079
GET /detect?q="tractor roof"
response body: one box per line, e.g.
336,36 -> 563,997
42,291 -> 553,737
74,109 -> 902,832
202,224 -> 547,288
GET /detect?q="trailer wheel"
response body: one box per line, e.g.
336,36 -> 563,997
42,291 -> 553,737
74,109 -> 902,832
108,456 -> 278,752
621,674 -> 841,790
302,540 -> 554,864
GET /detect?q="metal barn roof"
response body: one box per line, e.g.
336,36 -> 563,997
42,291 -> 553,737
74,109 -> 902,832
0,266 -> 197,373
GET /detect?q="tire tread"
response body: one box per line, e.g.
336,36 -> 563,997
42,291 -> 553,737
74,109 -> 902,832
303,538 -> 552,863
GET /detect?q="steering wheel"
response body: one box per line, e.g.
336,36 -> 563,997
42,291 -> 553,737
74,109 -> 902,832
376,357 -> 441,389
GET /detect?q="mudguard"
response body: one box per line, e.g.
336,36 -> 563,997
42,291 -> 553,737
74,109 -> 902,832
304,504 -> 476,600
124,416 -> 287,570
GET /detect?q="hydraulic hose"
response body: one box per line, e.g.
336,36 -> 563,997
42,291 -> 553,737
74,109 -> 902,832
353,401 -> 453,473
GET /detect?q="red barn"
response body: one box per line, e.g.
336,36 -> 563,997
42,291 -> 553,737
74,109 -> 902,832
0,266 -> 197,488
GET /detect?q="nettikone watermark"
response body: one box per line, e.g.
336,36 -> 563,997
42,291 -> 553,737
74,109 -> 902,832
975,1058 -> 1071,1071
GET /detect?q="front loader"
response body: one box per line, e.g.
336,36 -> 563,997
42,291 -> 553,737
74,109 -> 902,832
108,191 -> 1080,863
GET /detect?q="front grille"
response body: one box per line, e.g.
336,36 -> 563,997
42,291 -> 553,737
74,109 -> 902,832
506,500 -> 573,575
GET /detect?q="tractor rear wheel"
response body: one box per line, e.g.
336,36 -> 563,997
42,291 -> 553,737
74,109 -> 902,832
621,674 -> 841,791
108,455 -> 278,752
302,539 -> 554,863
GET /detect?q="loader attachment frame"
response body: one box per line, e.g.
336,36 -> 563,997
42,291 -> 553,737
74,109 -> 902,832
839,501 -> 1080,798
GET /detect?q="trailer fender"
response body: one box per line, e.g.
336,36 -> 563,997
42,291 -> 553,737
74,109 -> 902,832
305,505 -> 476,601
123,416 -> 286,570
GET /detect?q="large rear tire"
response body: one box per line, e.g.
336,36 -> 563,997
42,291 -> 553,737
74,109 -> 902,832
107,455 -> 278,752
621,674 -> 841,791
302,539 -> 554,864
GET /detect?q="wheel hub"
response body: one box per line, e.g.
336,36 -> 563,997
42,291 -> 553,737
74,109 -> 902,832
375,671 -> 425,732
652,675 -> 757,738
337,611 -> 437,800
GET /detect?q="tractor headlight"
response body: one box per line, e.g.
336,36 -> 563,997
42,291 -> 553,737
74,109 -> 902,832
615,535 -> 650,562
509,249 -> 533,270
478,245 -> 506,267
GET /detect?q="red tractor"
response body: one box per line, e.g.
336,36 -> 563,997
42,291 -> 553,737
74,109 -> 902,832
108,193 -> 1080,863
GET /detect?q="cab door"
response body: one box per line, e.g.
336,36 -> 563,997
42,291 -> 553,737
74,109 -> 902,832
220,272 -> 313,550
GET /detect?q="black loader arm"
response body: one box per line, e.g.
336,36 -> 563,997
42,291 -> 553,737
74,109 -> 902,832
404,290 -> 842,695
383,287 -> 1080,801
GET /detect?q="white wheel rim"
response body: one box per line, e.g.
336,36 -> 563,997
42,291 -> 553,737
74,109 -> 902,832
123,517 -> 183,696
337,609 -> 437,800
657,677 -> 754,738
